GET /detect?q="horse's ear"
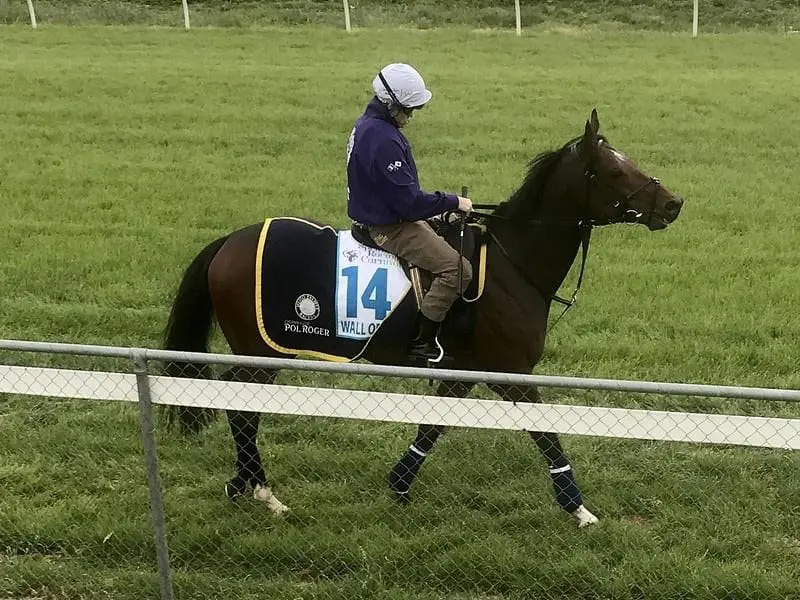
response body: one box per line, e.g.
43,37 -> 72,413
581,115 -> 598,158
590,108 -> 600,134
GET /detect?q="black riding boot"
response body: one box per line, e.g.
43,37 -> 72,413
407,313 -> 444,366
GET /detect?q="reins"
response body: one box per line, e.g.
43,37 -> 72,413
453,202 -> 594,333
457,169 -> 660,332
469,204 -> 582,227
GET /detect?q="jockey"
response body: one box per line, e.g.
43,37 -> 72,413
346,62 -> 473,365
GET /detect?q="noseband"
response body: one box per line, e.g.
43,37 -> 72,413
584,168 -> 662,226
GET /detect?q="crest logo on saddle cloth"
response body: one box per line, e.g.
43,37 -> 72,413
335,230 -> 412,340
294,294 -> 320,321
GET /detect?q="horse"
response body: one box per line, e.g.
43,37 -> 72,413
161,109 -> 684,527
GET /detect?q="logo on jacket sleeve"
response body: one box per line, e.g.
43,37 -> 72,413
387,160 -> 403,172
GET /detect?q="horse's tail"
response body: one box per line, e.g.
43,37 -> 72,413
162,234 -> 230,435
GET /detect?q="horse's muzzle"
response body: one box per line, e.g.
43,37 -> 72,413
648,195 -> 683,230
664,197 -> 684,221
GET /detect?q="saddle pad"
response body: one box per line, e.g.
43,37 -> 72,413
255,217 -> 412,362
336,229 -> 412,339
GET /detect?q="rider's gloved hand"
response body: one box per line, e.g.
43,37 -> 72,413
457,196 -> 473,213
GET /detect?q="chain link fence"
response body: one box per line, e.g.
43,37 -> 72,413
2,341 -> 800,600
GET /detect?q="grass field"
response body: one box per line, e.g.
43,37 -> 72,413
1,23 -> 800,600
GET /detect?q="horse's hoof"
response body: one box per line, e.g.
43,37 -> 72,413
253,483 -> 291,516
392,490 -> 411,505
225,477 -> 246,502
572,505 -> 599,528
387,473 -> 412,504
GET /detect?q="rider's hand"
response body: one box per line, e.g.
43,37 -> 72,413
457,196 -> 473,213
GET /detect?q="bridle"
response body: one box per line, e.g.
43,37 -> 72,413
462,158 -> 663,331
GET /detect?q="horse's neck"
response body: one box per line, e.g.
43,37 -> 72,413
493,183 -> 584,300
497,222 -> 582,299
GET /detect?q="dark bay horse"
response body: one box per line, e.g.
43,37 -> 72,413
162,109 -> 683,527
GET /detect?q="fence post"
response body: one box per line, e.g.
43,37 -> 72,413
26,0 -> 37,28
342,0 -> 352,32
132,351 -> 175,600
514,0 -> 521,36
692,0 -> 699,37
181,0 -> 190,30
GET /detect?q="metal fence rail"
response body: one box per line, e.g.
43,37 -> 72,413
4,338 -> 800,402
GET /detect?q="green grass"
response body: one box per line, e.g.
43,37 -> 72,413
1,23 -> 800,600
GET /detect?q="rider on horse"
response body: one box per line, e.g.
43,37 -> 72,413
346,62 -> 474,365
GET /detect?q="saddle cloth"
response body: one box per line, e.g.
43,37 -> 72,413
255,216 -> 486,362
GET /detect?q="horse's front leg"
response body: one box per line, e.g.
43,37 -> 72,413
489,382 -> 598,528
222,366 -> 289,515
388,380 -> 475,503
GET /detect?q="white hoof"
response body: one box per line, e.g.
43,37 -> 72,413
253,484 -> 290,515
572,505 -> 599,528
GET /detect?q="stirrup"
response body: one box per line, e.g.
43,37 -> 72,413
407,337 -> 447,368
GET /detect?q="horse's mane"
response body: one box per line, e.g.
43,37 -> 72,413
493,133 -> 608,218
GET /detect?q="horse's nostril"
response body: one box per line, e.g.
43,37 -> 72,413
665,198 -> 682,213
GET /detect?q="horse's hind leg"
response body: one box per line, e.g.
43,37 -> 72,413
222,366 -> 289,515
388,380 -> 475,502
489,383 -> 598,528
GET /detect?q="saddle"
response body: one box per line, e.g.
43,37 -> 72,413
350,215 -> 486,306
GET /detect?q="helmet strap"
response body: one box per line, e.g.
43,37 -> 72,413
378,71 -> 413,116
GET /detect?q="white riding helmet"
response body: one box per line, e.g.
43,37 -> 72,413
372,63 -> 433,110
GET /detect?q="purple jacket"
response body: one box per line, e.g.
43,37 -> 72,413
346,97 -> 459,226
